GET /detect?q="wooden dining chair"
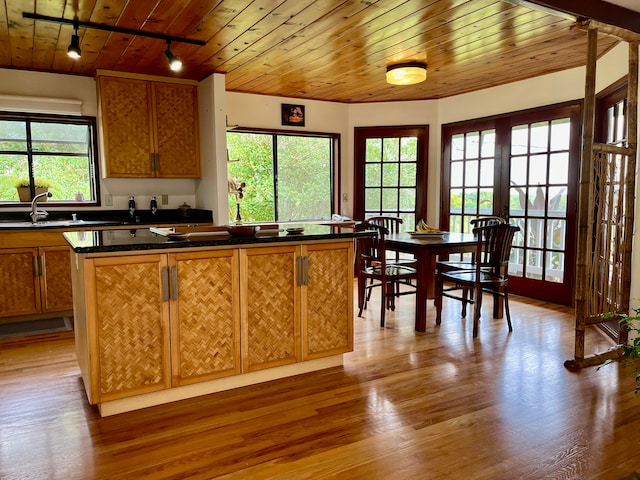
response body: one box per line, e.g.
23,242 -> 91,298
435,216 -> 506,274
434,223 -> 519,338
356,224 -> 417,327
366,216 -> 416,308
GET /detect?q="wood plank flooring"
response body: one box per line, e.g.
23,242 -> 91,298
1,290 -> 639,479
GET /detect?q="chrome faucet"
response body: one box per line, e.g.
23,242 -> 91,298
30,191 -> 53,223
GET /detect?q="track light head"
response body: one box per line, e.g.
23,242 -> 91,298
164,40 -> 182,72
67,24 -> 81,59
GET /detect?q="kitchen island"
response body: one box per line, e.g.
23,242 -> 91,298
65,225 -> 361,416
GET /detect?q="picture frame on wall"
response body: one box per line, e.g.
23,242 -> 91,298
281,104 -> 305,126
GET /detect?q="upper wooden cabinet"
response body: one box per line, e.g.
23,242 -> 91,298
97,71 -> 201,178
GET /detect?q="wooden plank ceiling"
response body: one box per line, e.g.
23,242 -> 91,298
0,0 -> 636,103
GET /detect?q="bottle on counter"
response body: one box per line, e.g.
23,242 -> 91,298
150,196 -> 158,216
128,196 -> 136,219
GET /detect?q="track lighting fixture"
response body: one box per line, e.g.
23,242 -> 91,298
164,40 -> 183,72
23,12 -> 205,71
67,22 -> 81,59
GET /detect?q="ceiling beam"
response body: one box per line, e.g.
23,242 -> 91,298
512,0 -> 640,34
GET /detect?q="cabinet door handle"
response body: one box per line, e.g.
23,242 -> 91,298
171,266 -> 178,301
303,256 -> 309,286
33,255 -> 39,276
161,267 -> 170,301
39,256 -> 45,278
296,256 -> 302,286
150,153 -> 155,172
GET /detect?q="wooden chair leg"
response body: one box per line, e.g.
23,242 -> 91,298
435,274 -> 443,325
357,277 -> 366,317
380,281 -> 386,328
472,286 -> 483,338
461,288 -> 469,317
504,291 -> 513,332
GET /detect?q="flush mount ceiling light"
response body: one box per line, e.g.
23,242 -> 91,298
164,40 -> 183,72
67,22 -> 81,59
22,12 -> 206,71
386,62 -> 427,85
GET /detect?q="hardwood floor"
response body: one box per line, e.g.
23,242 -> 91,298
1,290 -> 639,479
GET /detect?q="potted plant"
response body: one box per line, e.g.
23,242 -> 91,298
601,306 -> 640,394
15,179 -> 52,202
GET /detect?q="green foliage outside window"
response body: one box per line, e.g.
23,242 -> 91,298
0,116 -> 97,203
227,131 -> 333,223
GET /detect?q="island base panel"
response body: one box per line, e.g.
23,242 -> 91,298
96,354 -> 343,416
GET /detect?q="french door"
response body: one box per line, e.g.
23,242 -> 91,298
441,104 -> 581,305
353,125 -> 429,229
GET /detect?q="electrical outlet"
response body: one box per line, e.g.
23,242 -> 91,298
342,193 -> 348,202
161,194 -> 169,205
105,194 -> 113,206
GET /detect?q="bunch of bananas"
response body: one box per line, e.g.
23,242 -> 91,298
416,219 -> 441,233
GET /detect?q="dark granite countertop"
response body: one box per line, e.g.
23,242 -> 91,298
63,223 -> 366,254
0,209 -> 213,230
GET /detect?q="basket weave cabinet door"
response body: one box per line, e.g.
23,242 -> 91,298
98,76 -> 154,177
40,246 -> 73,313
0,247 -> 41,317
301,242 -> 354,360
240,246 -> 301,372
169,250 -> 241,386
88,254 -> 171,402
153,82 -> 201,178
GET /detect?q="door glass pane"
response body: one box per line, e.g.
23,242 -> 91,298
366,139 -> 381,162
382,163 -> 398,186
399,163 -> 416,186
479,188 -> 493,215
510,156 -> 527,185
451,162 -> 463,187
546,252 -> 564,282
547,219 -> 566,249
450,188 -> 462,214
510,247 -> 524,276
528,187 -> 546,217
528,154 -> 548,185
399,188 -> 416,210
511,125 -> 529,155
466,132 -> 480,158
381,188 -> 398,211
550,118 -> 570,150
383,138 -> 399,162
400,137 -> 417,162
365,188 -> 380,211
451,134 -> 465,160
481,130 -> 495,157
479,159 -> 494,186
549,153 -> 569,183
464,159 -> 478,187
529,122 -> 549,153
366,164 -> 381,186
526,250 -> 543,279
548,187 -> 567,215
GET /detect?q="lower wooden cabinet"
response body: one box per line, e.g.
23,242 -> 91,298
240,242 -> 354,372
0,244 -> 73,318
85,250 -> 240,402
74,240 -> 353,407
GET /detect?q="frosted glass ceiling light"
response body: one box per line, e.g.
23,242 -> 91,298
67,23 -> 81,59
165,40 -> 183,72
386,62 -> 427,85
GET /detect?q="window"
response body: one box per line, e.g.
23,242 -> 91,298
353,126 -> 429,230
226,130 -> 338,223
0,112 -> 99,205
